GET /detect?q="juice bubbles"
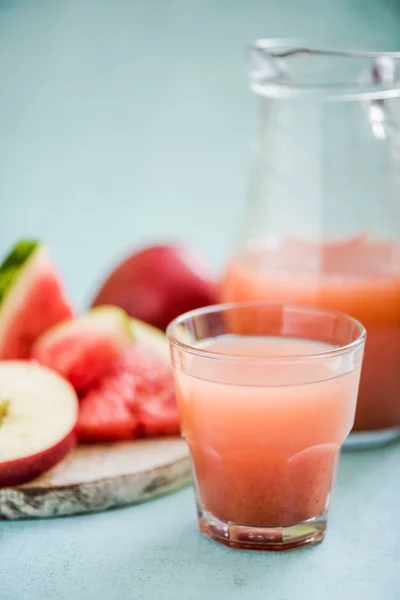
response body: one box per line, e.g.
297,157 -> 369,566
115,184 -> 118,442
221,239 -> 400,435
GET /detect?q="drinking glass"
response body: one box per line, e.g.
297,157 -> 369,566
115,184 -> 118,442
167,302 -> 366,551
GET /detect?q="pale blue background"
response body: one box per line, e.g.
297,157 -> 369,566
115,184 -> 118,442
1,1 -> 400,599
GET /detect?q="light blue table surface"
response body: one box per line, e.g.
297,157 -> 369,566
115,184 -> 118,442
1,1 -> 400,599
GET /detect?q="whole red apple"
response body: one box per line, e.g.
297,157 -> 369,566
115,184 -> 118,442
91,244 -> 218,331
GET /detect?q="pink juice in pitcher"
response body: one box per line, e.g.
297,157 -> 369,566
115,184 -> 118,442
221,238 -> 400,436
225,40 -> 400,448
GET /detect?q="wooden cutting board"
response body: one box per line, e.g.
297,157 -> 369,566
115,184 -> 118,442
0,437 -> 191,519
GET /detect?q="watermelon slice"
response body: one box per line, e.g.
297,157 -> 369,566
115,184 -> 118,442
138,391 -> 181,436
78,371 -> 139,442
77,344 -> 180,443
31,307 -> 134,391
115,345 -> 178,434
0,240 -> 74,359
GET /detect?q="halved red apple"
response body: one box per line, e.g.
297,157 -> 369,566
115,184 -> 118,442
0,361 -> 78,487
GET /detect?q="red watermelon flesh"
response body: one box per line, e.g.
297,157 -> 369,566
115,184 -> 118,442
78,371 -> 139,442
31,307 -> 134,391
138,391 -> 181,436
115,345 -> 173,401
77,344 -> 180,443
117,346 -> 179,435
0,241 -> 73,359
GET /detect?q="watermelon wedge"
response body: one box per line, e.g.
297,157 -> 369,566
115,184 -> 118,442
78,370 -> 139,442
31,307 -> 134,391
123,346 -> 178,436
77,344 -> 180,443
0,241 -> 74,359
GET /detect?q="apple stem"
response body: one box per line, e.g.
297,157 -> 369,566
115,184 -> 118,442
0,398 -> 10,423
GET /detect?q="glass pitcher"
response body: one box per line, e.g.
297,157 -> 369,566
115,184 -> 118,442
220,40 -> 400,449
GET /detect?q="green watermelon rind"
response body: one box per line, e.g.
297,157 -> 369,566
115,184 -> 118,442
0,240 -> 73,359
0,240 -> 39,305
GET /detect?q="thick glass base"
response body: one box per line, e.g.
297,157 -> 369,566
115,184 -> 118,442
198,507 -> 327,551
344,426 -> 400,450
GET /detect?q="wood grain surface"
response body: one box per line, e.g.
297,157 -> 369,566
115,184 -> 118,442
0,437 -> 191,519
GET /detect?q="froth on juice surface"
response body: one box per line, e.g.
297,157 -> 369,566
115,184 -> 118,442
220,238 -> 400,432
174,335 -> 360,528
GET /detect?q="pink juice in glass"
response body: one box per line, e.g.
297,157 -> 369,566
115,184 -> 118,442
174,335 -> 361,531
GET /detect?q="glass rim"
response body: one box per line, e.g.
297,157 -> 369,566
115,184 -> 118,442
166,302 -> 367,363
249,38 -> 400,100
